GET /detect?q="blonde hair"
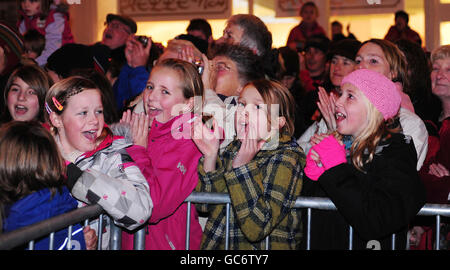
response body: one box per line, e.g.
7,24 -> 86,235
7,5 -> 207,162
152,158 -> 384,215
245,79 -> 295,137
431,44 -> 450,64
348,96 -> 400,171
361,39 -> 408,92
153,58 -> 204,110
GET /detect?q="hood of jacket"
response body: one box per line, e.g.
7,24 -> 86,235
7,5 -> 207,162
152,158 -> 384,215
76,127 -> 132,161
3,187 -> 78,232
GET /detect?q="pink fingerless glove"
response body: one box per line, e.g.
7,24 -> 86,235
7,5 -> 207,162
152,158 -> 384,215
304,150 -> 325,181
312,135 -> 347,170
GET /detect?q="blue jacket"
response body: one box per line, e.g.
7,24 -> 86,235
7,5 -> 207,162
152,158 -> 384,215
113,64 -> 149,112
3,187 -> 86,250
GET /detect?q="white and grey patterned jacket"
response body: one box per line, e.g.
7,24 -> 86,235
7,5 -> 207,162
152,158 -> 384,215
66,127 -> 153,231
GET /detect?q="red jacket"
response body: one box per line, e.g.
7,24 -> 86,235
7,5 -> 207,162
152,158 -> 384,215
419,117 -> 450,204
384,26 -> 422,46
121,113 -> 203,250
18,9 -> 74,45
287,21 -> 326,49
18,8 -> 74,66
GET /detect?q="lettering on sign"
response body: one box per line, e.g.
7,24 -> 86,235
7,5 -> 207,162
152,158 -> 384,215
119,0 -> 232,20
276,0 -> 404,17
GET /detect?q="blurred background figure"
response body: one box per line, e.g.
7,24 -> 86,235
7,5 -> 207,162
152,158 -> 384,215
384,10 -> 422,46
330,20 -> 357,42
287,1 -> 326,52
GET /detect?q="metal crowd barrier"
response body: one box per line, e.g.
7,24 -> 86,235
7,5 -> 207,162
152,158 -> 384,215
0,192 -> 449,250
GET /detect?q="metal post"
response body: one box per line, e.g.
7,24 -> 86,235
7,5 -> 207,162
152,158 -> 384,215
391,234 -> 396,250
67,225 -> 73,250
49,232 -> 55,250
348,226 -> 353,250
97,214 -> 103,250
28,240 -> 34,250
109,222 -> 122,250
133,227 -> 146,250
265,236 -> 270,250
185,202 -> 191,250
435,215 -> 440,250
306,208 -> 311,250
225,203 -> 230,250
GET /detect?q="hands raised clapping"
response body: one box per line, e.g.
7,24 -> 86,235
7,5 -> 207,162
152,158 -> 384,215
120,110 -> 151,148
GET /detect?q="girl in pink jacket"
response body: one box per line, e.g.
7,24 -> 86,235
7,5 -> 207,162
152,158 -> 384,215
121,58 -> 204,250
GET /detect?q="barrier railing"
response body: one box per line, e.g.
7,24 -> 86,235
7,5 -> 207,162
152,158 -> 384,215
1,192 -> 449,250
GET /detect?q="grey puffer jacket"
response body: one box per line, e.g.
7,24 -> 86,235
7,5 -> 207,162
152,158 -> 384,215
66,125 -> 153,231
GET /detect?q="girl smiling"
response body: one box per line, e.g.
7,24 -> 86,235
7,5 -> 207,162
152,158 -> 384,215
45,76 -> 153,249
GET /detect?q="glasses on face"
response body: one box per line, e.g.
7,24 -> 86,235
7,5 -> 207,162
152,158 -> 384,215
214,61 -> 231,72
105,21 -> 131,34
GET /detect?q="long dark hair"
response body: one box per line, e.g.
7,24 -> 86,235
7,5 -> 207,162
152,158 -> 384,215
1,64 -> 52,123
395,39 -> 442,124
0,120 -> 65,205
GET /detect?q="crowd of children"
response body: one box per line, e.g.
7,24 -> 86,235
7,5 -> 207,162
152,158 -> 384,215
0,0 -> 448,250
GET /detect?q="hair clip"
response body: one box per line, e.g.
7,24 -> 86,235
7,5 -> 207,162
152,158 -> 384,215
52,97 -> 63,111
44,102 -> 53,114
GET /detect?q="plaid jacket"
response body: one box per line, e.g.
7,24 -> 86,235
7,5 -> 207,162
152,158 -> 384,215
196,134 -> 305,250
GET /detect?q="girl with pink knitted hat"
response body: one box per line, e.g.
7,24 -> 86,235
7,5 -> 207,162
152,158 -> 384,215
302,68 -> 426,250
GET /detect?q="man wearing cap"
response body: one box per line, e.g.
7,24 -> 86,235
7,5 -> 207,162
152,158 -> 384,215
327,39 -> 361,90
102,14 -> 137,50
99,14 -> 137,75
299,34 -> 330,93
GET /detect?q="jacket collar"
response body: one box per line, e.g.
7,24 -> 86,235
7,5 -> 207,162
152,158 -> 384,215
81,133 -> 113,159
150,113 -> 195,139
80,125 -> 124,159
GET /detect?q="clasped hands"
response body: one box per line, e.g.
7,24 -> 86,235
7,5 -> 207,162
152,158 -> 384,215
304,133 -> 346,181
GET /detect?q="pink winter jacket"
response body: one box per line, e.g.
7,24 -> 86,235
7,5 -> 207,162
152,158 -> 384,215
121,113 -> 203,250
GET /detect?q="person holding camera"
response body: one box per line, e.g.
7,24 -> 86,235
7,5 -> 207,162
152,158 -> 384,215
112,34 -> 153,113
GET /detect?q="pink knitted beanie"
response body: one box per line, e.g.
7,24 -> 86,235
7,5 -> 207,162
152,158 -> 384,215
341,69 -> 401,120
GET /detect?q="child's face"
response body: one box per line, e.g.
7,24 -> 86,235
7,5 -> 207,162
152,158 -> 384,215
54,89 -> 104,153
300,5 -> 317,24
143,66 -> 191,124
24,50 -> 39,60
236,85 -> 273,141
21,0 -> 41,17
335,83 -> 369,137
355,42 -> 393,80
7,77 -> 40,121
